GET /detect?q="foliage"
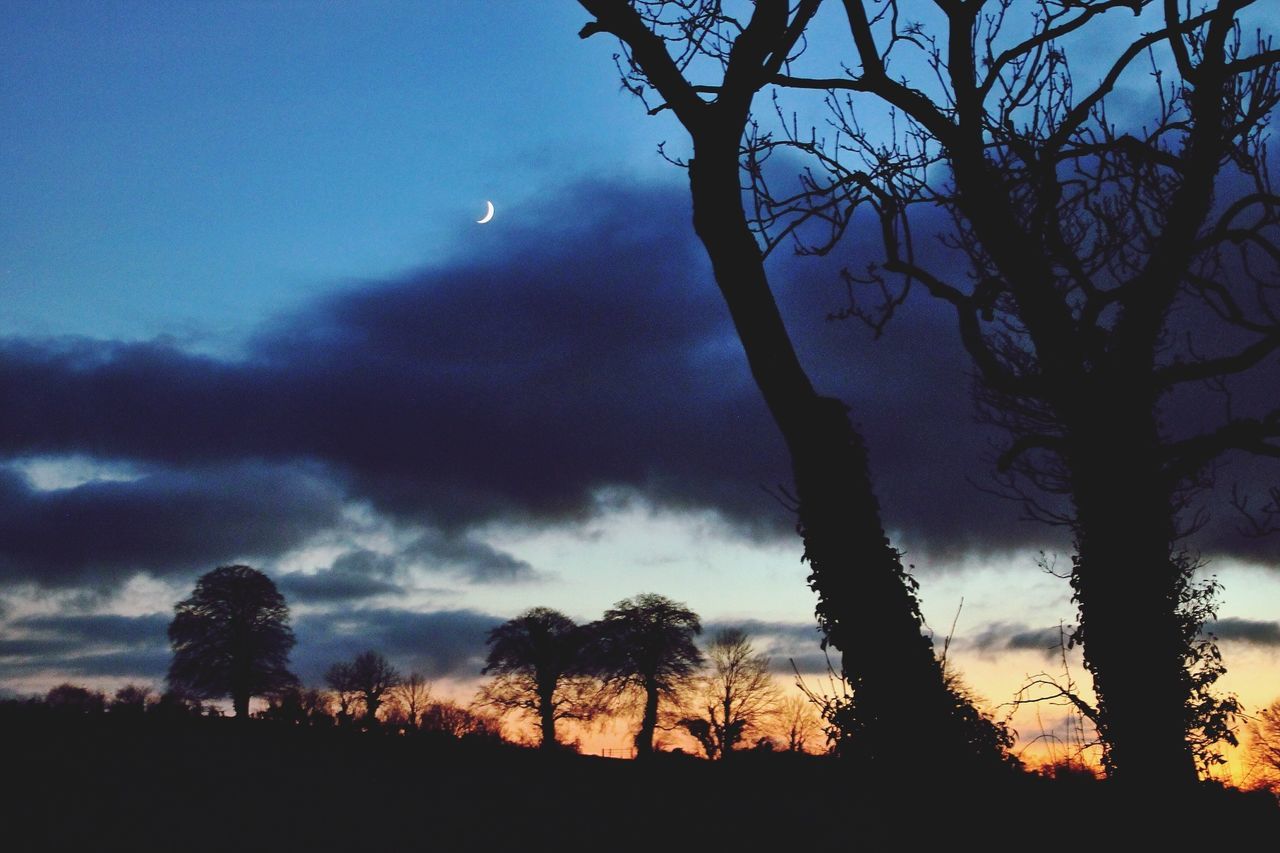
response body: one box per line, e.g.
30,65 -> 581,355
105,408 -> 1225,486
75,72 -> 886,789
1175,567 -> 1242,773
110,684 -> 154,715
590,593 -> 704,756
261,686 -> 333,727
168,565 -> 298,718
44,683 -> 106,715
479,607 -> 600,748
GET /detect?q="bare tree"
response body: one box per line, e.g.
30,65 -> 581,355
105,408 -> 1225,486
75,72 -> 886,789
479,607 -> 600,749
777,693 -> 823,754
1244,698 -> 1280,793
579,0 -> 1278,785
390,672 -> 432,729
709,0 -> 1277,785
573,0 -> 997,775
420,700 -> 504,741
344,650 -> 402,723
324,662 -> 362,726
679,628 -> 780,759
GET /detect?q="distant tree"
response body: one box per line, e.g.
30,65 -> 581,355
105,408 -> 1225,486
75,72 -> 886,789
44,683 -> 106,715
328,651 -> 401,724
777,693 -> 823,754
591,593 -> 704,758
678,629 -> 780,760
323,662 -> 361,725
151,688 -> 209,720
110,684 -> 154,716
351,650 -> 401,723
168,565 -> 298,719
262,686 -> 332,727
390,672 -> 431,729
1246,698 -> 1280,792
420,700 -> 503,741
479,607 -> 599,749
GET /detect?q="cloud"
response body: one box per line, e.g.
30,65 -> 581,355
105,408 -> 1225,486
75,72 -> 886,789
14,612 -> 170,645
278,549 -> 405,603
1204,617 -> 1280,647
0,612 -> 172,682
292,607 -> 499,684
402,530 -> 538,583
0,178 -> 1273,595
0,463 -> 345,587
969,622 -> 1072,659
0,605 -> 503,688
702,618 -> 829,673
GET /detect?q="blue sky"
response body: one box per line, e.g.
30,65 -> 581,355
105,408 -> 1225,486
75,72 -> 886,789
1,1 -> 1277,761
3,1 -> 681,345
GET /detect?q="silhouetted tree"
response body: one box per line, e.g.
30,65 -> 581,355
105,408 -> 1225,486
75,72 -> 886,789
575,0 -> 1004,774
347,650 -> 401,724
591,593 -> 703,758
167,564 -> 298,719
738,1 -> 1274,785
151,688 -> 209,720
679,628 -> 780,760
579,0 -> 1278,785
110,684 -> 153,716
1246,698 -> 1280,792
44,683 -> 106,715
420,700 -> 503,741
263,686 -> 332,726
389,672 -> 431,729
777,693 -> 823,754
479,607 -> 600,749
324,662 -> 361,725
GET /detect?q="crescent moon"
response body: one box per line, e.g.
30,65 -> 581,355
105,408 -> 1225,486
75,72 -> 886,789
477,200 -> 495,224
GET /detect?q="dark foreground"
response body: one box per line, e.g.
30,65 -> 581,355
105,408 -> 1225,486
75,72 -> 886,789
5,717 -> 1277,850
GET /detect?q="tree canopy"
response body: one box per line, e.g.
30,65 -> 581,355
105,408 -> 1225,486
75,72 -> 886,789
592,593 -> 704,756
167,564 -> 298,719
480,607 -> 599,749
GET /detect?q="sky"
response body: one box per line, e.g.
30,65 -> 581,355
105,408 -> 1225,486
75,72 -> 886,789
2,1 -> 1277,766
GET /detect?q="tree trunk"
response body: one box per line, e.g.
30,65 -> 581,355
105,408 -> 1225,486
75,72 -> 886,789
232,690 -> 250,721
635,683 -> 660,758
687,130 -> 970,771
539,685 -> 557,750
1068,393 -> 1198,785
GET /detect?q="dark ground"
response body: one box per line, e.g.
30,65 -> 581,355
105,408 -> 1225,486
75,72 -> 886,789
4,716 -> 1277,850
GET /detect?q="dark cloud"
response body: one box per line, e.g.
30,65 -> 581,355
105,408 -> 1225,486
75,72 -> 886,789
402,530 -> 538,583
0,612 -> 171,682
278,549 -> 405,603
14,612 -> 170,645
276,533 -> 537,604
292,607 -> 499,684
1204,617 -> 1280,647
703,619 -> 827,673
0,606 -> 501,687
969,623 -> 1072,659
0,463 -> 344,586
0,178 -> 1273,594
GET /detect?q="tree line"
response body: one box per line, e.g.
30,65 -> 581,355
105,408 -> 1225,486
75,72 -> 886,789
22,564 -> 826,756
477,594 -> 824,757
11,561 -> 1280,791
